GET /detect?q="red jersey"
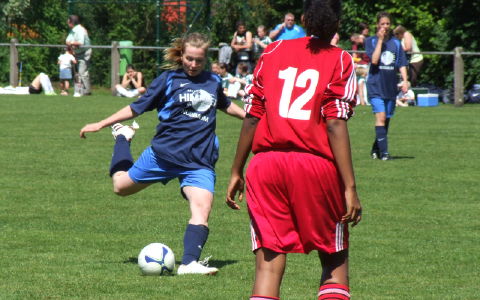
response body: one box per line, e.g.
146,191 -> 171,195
245,37 -> 357,160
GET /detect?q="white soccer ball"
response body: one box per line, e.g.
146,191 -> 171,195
138,243 -> 175,275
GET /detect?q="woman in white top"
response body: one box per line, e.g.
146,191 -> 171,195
394,25 -> 424,87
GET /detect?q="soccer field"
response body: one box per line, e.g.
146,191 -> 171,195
1,93 -> 479,299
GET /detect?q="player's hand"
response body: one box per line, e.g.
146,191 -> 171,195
80,122 -> 103,138
341,188 -> 362,226
377,28 -> 386,40
226,174 -> 245,210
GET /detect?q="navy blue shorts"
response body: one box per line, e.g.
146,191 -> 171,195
128,146 -> 216,194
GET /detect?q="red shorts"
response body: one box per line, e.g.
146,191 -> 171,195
246,151 -> 348,254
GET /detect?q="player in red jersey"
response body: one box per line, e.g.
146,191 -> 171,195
226,1 -> 362,299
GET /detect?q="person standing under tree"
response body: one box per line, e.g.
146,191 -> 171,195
79,32 -> 245,275
226,0 -> 362,299
365,11 -> 408,160
66,14 -> 91,96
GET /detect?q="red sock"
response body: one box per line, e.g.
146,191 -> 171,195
250,296 -> 280,300
318,283 -> 350,300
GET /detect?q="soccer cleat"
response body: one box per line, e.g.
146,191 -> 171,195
380,153 -> 392,161
73,92 -> 81,97
111,121 -> 139,141
371,151 -> 379,160
45,91 -> 57,96
177,257 -> 218,275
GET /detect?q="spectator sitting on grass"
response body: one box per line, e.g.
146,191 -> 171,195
396,81 -> 415,107
0,73 -> 56,95
115,64 -> 146,98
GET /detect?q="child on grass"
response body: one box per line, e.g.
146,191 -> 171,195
57,45 -> 77,96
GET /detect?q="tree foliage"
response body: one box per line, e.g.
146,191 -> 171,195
1,0 -> 479,89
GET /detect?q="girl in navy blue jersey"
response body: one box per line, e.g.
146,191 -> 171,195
365,12 -> 408,160
80,32 -> 245,275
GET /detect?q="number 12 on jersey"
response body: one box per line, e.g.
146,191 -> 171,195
278,67 -> 319,120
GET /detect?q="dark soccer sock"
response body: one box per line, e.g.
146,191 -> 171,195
181,224 -> 209,265
375,125 -> 388,155
318,283 -> 350,300
109,135 -> 134,177
385,118 -> 391,133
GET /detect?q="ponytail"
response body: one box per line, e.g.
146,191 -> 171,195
162,32 -> 210,70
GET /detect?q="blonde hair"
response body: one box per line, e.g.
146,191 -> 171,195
162,32 -> 211,70
355,66 -> 367,77
393,25 -> 406,36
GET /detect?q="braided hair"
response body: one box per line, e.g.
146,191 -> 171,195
303,0 -> 341,41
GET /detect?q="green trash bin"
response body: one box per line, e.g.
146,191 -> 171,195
119,40 -> 133,76
411,87 -> 429,101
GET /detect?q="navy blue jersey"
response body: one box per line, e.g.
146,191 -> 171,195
130,69 -> 231,171
365,36 -> 408,100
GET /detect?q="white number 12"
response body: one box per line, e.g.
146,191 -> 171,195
278,67 -> 319,120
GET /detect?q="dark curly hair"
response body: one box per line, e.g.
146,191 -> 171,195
303,0 -> 341,41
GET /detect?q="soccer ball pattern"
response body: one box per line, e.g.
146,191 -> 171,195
138,243 -> 175,275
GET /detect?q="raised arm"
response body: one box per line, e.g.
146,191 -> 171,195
326,119 -> 362,226
131,72 -> 144,89
370,38 -> 383,65
269,23 -> 284,40
80,105 -> 137,138
120,73 -> 131,88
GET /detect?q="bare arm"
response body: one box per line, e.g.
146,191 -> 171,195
402,31 -> 413,52
220,101 -> 246,120
269,23 -> 284,40
230,76 -> 248,86
255,38 -> 269,49
226,115 -> 259,209
399,66 -> 408,93
230,32 -> 238,49
79,105 -> 137,138
243,31 -> 253,49
120,74 -> 131,88
130,72 -> 143,89
371,28 -> 386,65
326,119 -> 362,226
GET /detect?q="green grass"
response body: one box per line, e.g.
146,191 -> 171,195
1,92 -> 479,299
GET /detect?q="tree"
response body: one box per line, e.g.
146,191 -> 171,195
1,0 -> 478,90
